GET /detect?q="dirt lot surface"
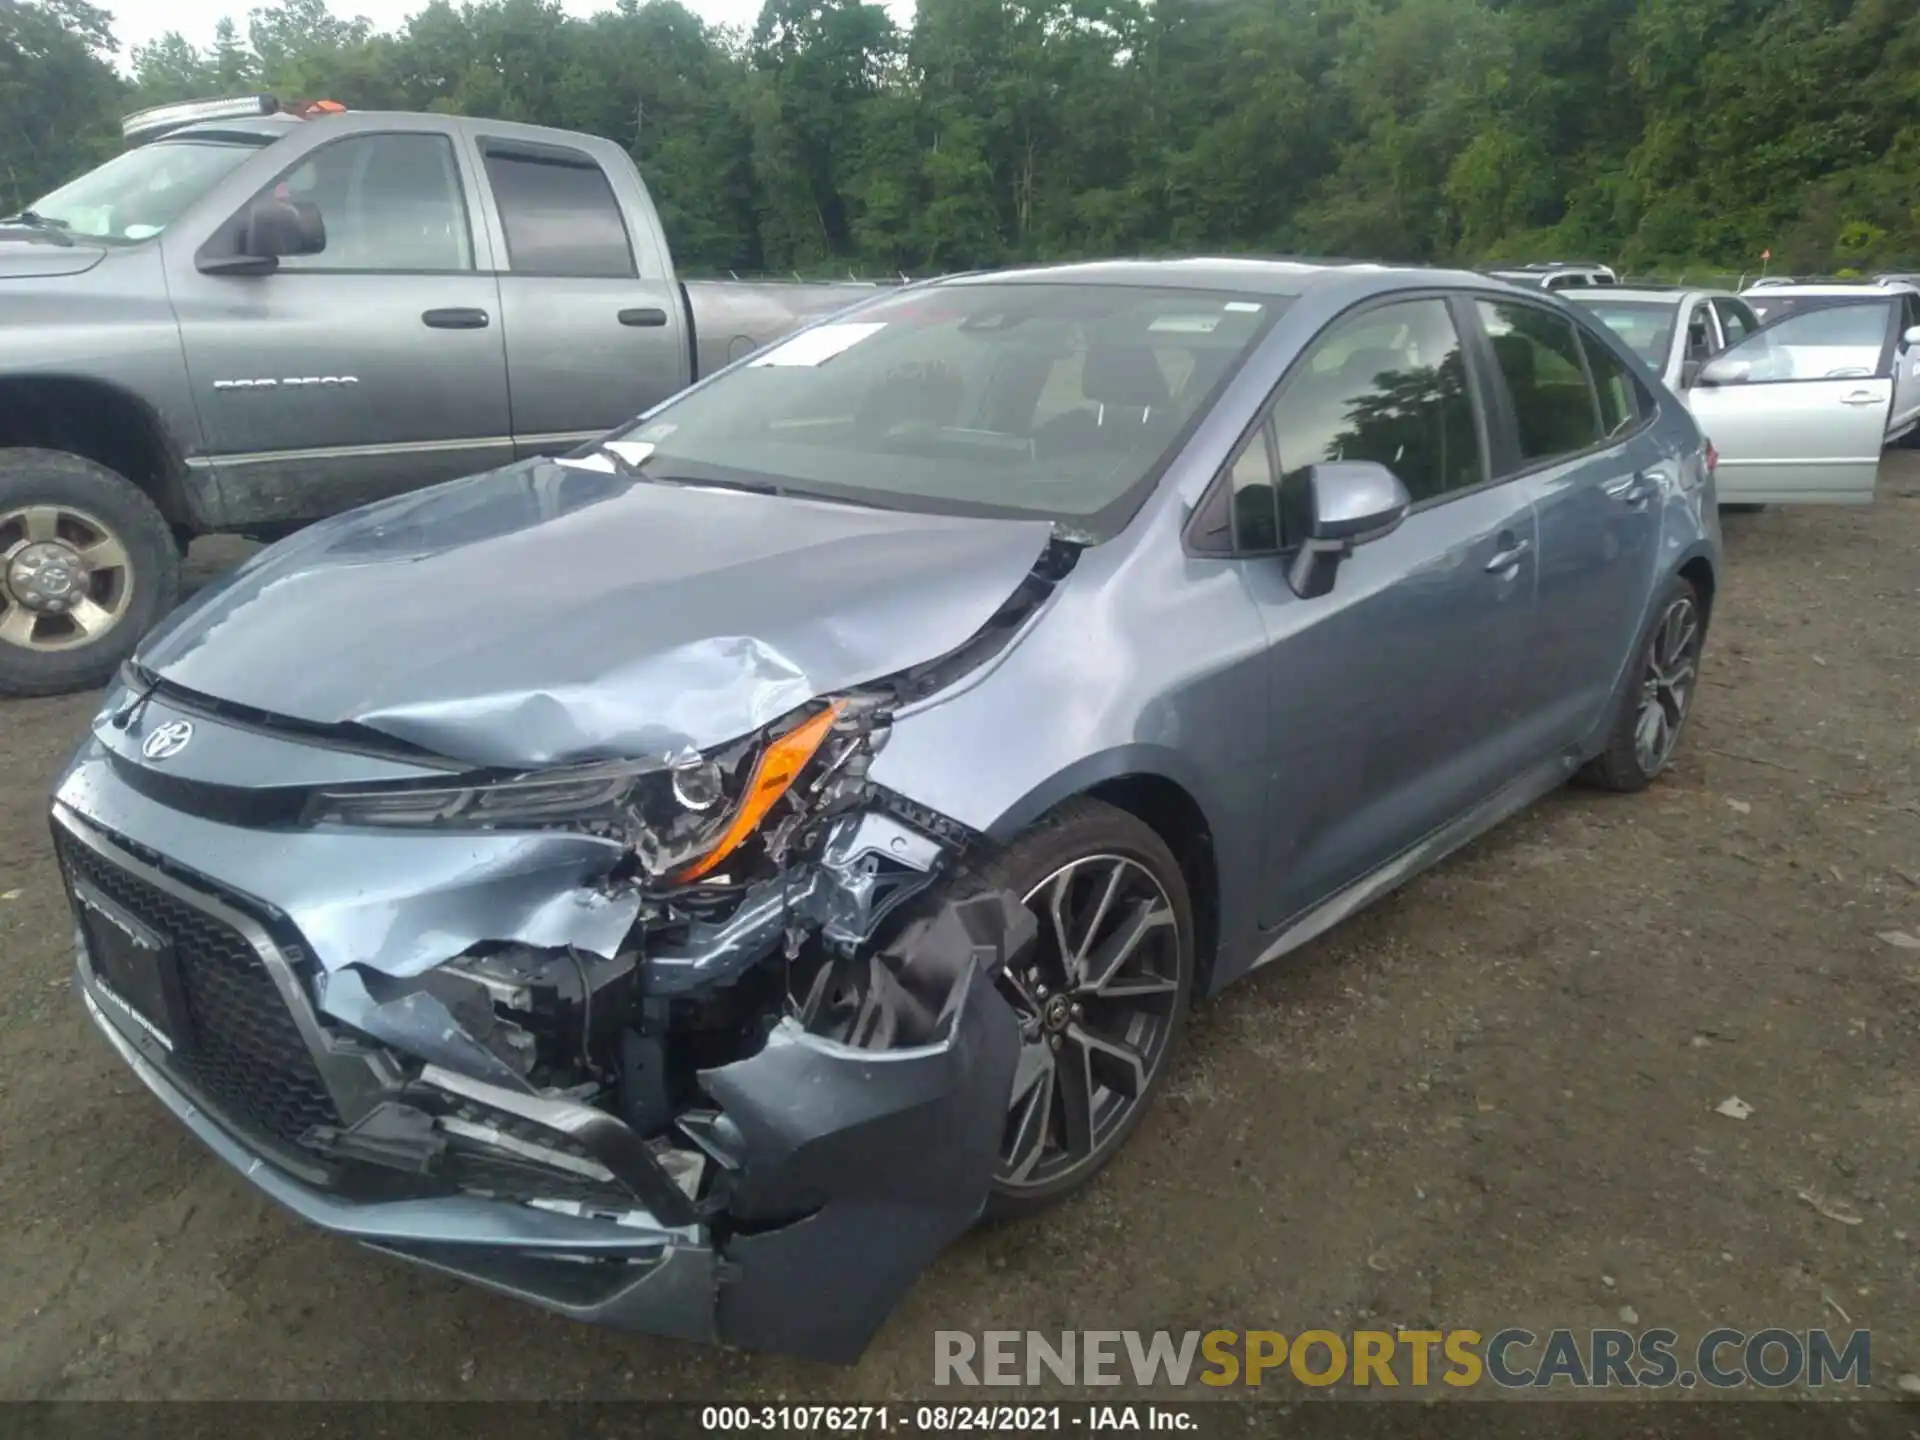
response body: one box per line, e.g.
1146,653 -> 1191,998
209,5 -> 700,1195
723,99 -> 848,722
1,461 -> 1917,1402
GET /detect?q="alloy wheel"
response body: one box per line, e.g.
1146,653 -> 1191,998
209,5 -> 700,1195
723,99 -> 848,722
994,854 -> 1183,1191
1634,595 -> 1700,775
0,504 -> 135,653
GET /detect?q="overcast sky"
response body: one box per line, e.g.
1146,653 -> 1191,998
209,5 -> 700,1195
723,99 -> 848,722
104,0 -> 864,59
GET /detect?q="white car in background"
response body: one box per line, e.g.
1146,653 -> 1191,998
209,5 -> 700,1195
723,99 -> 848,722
1572,282 -> 1919,505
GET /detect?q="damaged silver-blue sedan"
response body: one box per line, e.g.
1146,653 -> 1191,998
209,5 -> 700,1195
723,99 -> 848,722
51,259 -> 1721,1359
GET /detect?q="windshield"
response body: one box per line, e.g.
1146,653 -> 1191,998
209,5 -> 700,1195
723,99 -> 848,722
22,138 -> 268,243
1568,297 -> 1679,367
604,283 -> 1284,537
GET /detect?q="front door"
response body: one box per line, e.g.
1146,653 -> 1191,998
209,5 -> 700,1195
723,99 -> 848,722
167,128 -> 511,525
1230,294 -> 1540,928
1685,298 -> 1898,504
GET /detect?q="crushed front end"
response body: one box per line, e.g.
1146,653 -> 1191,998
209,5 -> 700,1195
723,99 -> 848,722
53,656 -> 1046,1360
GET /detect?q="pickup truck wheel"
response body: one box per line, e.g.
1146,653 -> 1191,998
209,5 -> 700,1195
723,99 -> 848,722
0,450 -> 180,697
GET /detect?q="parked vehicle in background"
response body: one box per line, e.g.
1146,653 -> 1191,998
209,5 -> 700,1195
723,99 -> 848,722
1566,285 -> 1760,389
1568,281 -> 1913,504
1484,262 -> 1619,291
0,96 -> 879,697
54,257 -> 1719,1359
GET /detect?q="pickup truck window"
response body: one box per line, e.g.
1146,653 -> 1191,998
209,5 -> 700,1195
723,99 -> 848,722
24,137 -> 270,244
260,133 -> 473,273
481,145 -> 636,279
605,282 -> 1281,538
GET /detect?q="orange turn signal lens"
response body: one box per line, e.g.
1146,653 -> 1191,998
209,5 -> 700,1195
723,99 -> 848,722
674,702 -> 844,882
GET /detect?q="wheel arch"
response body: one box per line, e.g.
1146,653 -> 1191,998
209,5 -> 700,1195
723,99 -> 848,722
1677,548 -> 1716,629
982,747 -> 1224,1000
0,376 -> 198,529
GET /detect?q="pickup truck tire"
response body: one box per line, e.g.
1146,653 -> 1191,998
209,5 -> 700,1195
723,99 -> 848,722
0,449 -> 180,697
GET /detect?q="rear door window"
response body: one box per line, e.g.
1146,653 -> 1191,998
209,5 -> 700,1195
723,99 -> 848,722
482,144 -> 635,278
1475,300 -> 1602,464
1578,330 -> 1638,437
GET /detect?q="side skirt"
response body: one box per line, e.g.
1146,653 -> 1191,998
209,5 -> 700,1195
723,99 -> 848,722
1248,751 -> 1582,973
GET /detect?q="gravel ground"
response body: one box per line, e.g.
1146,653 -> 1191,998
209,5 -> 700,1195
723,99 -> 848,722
0,460 -> 1916,1400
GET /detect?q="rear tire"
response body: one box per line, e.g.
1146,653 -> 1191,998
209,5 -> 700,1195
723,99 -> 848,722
1579,575 -> 1705,793
0,449 -> 180,697
978,798 -> 1194,1220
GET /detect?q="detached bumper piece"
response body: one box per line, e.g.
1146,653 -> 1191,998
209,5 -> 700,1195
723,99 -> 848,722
59,801 -> 1031,1361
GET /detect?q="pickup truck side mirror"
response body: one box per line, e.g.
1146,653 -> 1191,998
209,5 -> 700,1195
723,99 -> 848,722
242,198 -> 325,260
1285,460 -> 1412,600
200,198 -> 326,274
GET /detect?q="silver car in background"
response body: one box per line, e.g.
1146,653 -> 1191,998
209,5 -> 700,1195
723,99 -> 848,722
1572,282 -> 1918,504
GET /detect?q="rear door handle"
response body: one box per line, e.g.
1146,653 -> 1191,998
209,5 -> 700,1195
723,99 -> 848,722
618,307 -> 669,328
1841,390 -> 1881,406
1485,536 -> 1532,573
422,308 -> 489,329
1602,471 -> 1657,506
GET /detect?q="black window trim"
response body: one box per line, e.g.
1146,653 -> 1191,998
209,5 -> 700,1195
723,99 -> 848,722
1184,287 -> 1506,558
477,135 -> 639,280
1460,290 -> 1656,486
201,129 -> 480,278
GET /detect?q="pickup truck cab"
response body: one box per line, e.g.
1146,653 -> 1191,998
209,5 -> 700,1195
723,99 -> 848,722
0,96 -> 876,695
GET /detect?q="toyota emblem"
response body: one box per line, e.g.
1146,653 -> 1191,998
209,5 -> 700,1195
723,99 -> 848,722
141,719 -> 194,761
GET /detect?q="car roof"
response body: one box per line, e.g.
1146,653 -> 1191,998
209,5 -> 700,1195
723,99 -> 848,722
936,256 -> 1498,298
1564,286 -> 1735,304
1741,281 -> 1916,297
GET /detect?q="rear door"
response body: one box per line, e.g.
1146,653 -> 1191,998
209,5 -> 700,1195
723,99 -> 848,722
1469,296 -> 1665,758
1684,298 -> 1897,504
468,134 -> 693,457
168,126 -> 512,524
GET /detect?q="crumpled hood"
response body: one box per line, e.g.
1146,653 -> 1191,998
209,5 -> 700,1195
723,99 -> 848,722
0,237 -> 107,278
138,458 -> 1054,768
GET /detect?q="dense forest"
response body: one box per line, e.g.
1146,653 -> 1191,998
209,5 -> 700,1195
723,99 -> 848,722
2,0 -> 1917,277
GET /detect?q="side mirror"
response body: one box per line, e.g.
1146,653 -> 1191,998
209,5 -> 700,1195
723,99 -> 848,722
242,197 -> 325,259
1697,355 -> 1752,387
200,198 -> 326,274
1285,461 -> 1412,600
1903,324 -> 1920,349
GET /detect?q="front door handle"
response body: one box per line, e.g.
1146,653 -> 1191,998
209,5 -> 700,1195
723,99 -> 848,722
1485,536 -> 1532,574
1840,390 -> 1881,406
618,307 -> 669,327
422,307 -> 490,329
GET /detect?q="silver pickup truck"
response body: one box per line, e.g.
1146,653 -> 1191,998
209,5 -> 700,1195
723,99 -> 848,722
0,96 -> 879,696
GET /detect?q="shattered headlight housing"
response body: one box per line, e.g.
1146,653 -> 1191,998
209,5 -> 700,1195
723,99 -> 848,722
307,701 -> 846,882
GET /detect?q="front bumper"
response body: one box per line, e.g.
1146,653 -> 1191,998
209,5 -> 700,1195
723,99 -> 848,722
55,737 -> 1027,1362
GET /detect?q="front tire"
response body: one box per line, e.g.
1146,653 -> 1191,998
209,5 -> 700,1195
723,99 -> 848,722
978,798 -> 1194,1219
0,449 -> 180,697
1580,576 -> 1705,792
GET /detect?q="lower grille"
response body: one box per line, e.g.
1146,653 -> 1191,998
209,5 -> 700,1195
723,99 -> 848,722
56,827 -> 342,1149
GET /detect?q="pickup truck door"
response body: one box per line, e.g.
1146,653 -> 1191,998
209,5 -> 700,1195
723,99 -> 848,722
1683,298 -> 1897,504
165,125 -> 512,525
466,134 -> 693,458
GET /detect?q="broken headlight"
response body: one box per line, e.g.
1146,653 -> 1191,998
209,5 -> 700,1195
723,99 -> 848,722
305,701 -> 846,882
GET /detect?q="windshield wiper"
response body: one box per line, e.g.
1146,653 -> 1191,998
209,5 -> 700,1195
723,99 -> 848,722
0,210 -> 75,245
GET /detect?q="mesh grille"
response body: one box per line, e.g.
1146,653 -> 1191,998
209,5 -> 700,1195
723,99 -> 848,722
57,827 -> 341,1149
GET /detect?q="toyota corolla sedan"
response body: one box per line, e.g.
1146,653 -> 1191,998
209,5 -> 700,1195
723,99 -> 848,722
52,259 -> 1719,1360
